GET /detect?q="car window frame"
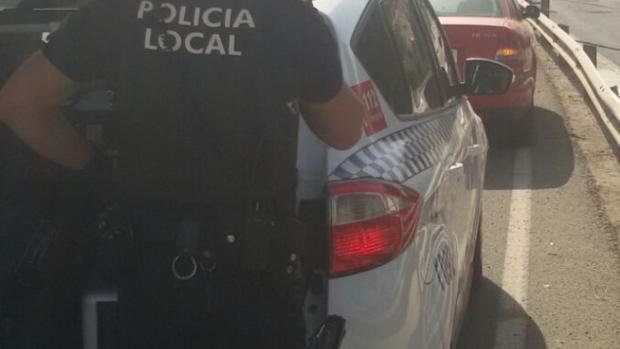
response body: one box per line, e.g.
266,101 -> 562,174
413,0 -> 461,102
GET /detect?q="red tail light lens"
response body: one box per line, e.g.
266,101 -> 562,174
495,39 -> 525,68
328,180 -> 422,277
496,47 -> 520,59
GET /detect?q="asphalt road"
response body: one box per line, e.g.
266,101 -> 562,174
456,41 -> 620,348
547,0 -> 620,65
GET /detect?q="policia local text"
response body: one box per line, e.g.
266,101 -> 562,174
138,0 -> 256,56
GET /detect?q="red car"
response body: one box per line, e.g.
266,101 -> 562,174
429,0 -> 540,115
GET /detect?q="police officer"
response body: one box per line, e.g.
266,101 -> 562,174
0,0 -> 363,347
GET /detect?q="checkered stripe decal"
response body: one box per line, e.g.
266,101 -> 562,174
329,115 -> 456,182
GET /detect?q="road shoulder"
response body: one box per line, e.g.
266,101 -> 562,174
535,41 -> 620,260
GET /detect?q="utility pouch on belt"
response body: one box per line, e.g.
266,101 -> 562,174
90,206 -> 134,282
13,221 -> 56,290
240,203 -> 307,273
1,215 -> 55,344
240,205 -> 277,272
282,216 -> 307,270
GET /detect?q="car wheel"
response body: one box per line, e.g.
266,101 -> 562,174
472,215 -> 483,293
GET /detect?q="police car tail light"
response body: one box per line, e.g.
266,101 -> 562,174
328,180 -> 422,277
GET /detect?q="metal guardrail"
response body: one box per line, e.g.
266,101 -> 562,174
516,0 -> 620,147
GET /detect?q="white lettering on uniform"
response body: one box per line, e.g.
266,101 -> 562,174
205,34 -> 226,55
228,35 -> 241,56
233,9 -> 255,28
137,0 -> 153,19
144,28 -> 157,50
224,9 -> 232,28
158,30 -> 182,51
178,6 -> 192,26
202,8 -> 222,27
185,32 -> 204,54
138,4 -> 256,55
161,3 -> 176,23
193,7 -> 202,26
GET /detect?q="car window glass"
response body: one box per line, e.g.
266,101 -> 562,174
429,0 -> 501,17
351,2 -> 412,114
417,0 -> 458,89
381,0 -> 443,114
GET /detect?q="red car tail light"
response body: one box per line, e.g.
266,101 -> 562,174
328,180 -> 422,277
496,47 -> 520,58
495,37 -> 525,68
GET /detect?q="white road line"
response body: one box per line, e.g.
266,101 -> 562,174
494,148 -> 532,349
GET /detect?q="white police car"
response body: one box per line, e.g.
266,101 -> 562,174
296,0 -> 513,348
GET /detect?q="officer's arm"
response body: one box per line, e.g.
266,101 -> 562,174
0,51 -> 92,169
301,82 -> 364,150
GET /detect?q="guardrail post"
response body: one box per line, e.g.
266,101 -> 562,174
612,86 -> 619,97
541,0 -> 550,17
583,44 -> 597,67
558,24 -> 570,34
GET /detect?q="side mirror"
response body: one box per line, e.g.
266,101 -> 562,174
462,58 -> 514,96
523,5 -> 541,19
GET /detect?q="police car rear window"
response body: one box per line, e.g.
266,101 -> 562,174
351,2 -> 411,115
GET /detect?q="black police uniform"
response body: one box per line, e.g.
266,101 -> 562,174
40,0 -> 343,348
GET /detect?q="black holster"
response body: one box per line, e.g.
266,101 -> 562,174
237,202 -> 309,348
0,209 -> 55,346
240,202 -> 307,274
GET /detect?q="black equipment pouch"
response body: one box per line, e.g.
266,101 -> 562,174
89,205 -> 134,282
240,203 -> 277,272
240,203 -> 307,274
1,216 -> 55,344
1,206 -> 92,347
12,220 -> 56,290
282,216 -> 307,269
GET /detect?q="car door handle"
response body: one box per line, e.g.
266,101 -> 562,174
467,144 -> 483,157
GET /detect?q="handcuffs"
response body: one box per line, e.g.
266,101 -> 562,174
171,249 -> 217,281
